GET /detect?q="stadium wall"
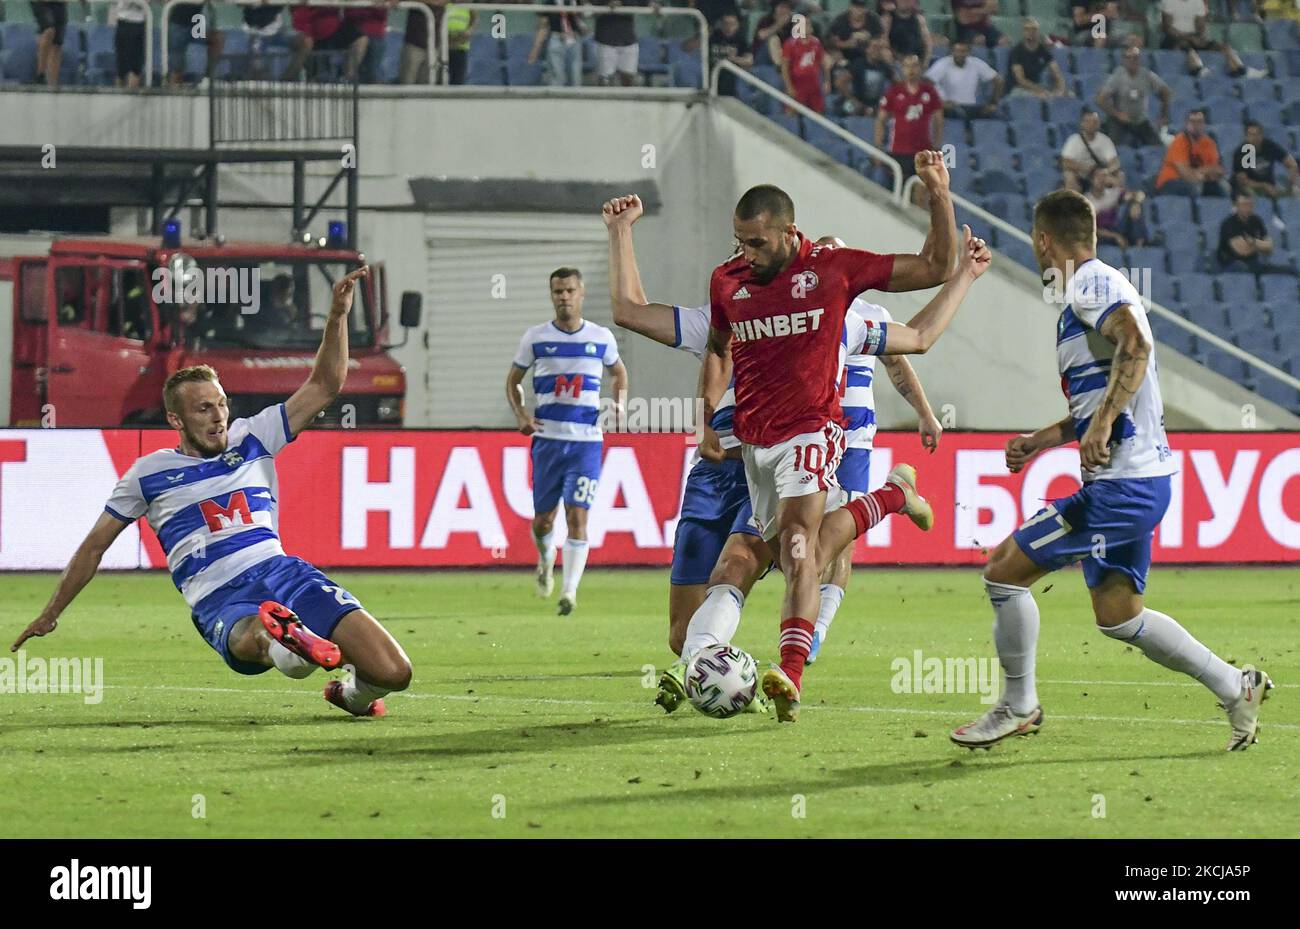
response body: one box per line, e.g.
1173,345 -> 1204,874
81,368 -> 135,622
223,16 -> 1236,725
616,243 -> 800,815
0,428 -> 1296,570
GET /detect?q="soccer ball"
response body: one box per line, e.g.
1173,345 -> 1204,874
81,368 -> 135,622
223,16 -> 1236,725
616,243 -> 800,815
685,644 -> 759,718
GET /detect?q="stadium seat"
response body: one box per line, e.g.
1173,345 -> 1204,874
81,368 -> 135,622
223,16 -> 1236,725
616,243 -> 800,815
980,168 -> 1023,195
1235,327 -> 1279,356
1260,274 -> 1298,304
1070,47 -> 1112,78
1163,74 -> 1201,102
0,25 -> 37,83
1217,272 -> 1261,305
1265,18 -> 1299,52
503,34 -> 533,63
1045,96 -> 1085,126
1167,247 -> 1206,275
980,193 -> 1031,226
1012,119 -> 1051,150
1176,272 -> 1216,306
1149,49 -> 1187,78
1098,243 -> 1125,268
1023,165 -> 1059,198
769,113 -> 802,138
1149,272 -> 1179,309
1127,246 -> 1169,275
1151,314 -> 1197,357
670,58 -> 702,89
752,64 -> 780,88
1187,301 -> 1230,330
842,116 -> 873,141
506,57 -> 543,86
1197,197 -> 1235,232
470,33 -> 504,62
1256,377 -> 1300,413
1073,71 -> 1108,104
1117,148 -> 1143,182
1002,95 -> 1043,124
466,58 -> 505,85
1203,95 -> 1247,129
999,237 -> 1037,272
970,120 -> 1010,149
1247,99 -> 1285,127
638,37 -> 668,77
1229,22 -> 1266,53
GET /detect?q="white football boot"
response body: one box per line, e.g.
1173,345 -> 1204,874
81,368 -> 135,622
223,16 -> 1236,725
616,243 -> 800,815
950,701 -> 1044,749
1222,664 -> 1274,752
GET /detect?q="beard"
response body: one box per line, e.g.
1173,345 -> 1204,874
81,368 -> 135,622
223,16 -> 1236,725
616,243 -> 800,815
184,423 -> 228,457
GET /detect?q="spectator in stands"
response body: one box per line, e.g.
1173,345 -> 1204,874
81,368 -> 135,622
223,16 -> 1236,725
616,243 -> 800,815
1159,0 -> 1266,78
689,0 -> 741,29
1097,44 -> 1171,147
881,0 -> 931,68
1217,192 -> 1291,271
828,64 -> 870,117
402,0 -> 475,85
781,23 -> 832,113
830,0 -> 884,98
528,0 -> 588,87
860,36 -> 897,102
1156,109 -> 1230,196
595,1 -> 639,86
1071,1 -> 1105,48
1261,0 -> 1300,23
875,53 -> 943,198
31,1 -> 66,88
1117,189 -> 1154,247
710,13 -> 753,97
111,0 -> 147,88
242,4 -> 290,80
286,7 -> 363,81
951,1 -> 1009,48
1233,121 -> 1300,199
1061,110 -> 1123,191
169,2 -> 225,85
347,4 -> 393,84
753,1 -> 797,65
1087,169 -> 1129,245
925,40 -> 1001,119
1007,18 -> 1069,98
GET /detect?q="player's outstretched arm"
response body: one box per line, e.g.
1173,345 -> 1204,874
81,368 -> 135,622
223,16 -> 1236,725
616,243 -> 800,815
284,265 -> 369,436
883,225 -> 990,355
1006,416 -> 1076,473
880,355 -> 942,452
603,195 -> 679,346
883,151 -> 958,292
608,359 -> 629,423
11,511 -> 129,652
1078,305 -> 1151,470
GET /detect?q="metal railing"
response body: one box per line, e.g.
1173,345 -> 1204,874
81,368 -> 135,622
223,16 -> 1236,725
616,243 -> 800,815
901,174 -> 1300,397
159,0 -> 435,84
711,59 -> 903,198
444,4 -> 709,88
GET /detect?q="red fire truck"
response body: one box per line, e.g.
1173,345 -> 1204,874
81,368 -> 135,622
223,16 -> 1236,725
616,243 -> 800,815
0,231 -> 419,427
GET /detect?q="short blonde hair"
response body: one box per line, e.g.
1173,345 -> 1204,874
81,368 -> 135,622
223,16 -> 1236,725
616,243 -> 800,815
163,365 -> 220,414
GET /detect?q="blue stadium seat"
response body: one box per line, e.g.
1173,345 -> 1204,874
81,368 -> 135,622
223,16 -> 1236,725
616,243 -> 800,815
1045,96 -> 1085,126
970,120 -> 1010,148
842,116 -> 873,140
1149,49 -> 1187,78
503,34 -> 533,63
769,113 -> 802,138
1126,246 -> 1169,275
1286,48 -> 1300,77
1149,273 -> 1179,310
1070,47 -> 1112,77
980,193 -> 1031,225
980,168 -> 1023,194
1203,95 -> 1247,129
991,46 -> 1010,74
1012,120 -> 1050,150
670,58 -> 702,89
1260,274 -> 1298,304
999,237 -> 1037,272
506,57 -> 544,86
1117,148 -> 1143,182
1154,195 -> 1195,228
1002,95 -> 1043,124
1098,243 -> 1125,268
1150,314 -> 1196,356
638,37 -> 668,76
1176,272 -> 1216,306
1283,100 -> 1300,124
1247,99 -> 1285,127
1186,301 -> 1229,330
752,64 -> 780,87
1256,377 -> 1300,413
1167,247 -> 1205,275
470,34 -> 504,61
1235,327 -> 1279,356
1074,71 -> 1108,104
1,24 -> 38,83
1265,18 -> 1298,52
1197,197 -> 1235,232
1216,272 -> 1261,304
1023,165 -> 1059,197
1240,80 -> 1281,107
466,58 -> 505,85
1163,74 -> 1201,102
803,121 -> 843,152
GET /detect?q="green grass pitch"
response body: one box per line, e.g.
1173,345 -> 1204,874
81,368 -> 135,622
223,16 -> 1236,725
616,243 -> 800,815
1,566 -> 1296,838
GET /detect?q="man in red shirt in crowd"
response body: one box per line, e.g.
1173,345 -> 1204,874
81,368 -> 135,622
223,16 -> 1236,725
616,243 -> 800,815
704,153 -> 968,722
875,54 -> 944,201
781,26 -> 833,114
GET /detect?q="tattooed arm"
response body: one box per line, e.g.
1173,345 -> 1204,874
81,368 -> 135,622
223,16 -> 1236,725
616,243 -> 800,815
1078,305 -> 1151,470
880,355 -> 942,452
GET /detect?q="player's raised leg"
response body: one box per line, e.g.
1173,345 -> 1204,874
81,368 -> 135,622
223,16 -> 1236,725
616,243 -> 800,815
327,608 -> 413,717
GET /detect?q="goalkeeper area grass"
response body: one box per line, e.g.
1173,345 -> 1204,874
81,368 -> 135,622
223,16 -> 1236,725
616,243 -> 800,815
1,567 -> 1295,838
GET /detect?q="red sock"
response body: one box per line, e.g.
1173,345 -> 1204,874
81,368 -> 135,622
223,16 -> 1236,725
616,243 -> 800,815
778,617 -> 815,691
845,482 -> 907,538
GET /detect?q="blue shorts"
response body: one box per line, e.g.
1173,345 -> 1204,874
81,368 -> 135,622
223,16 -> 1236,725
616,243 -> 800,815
190,555 -> 363,675
671,457 -> 760,586
531,436 -> 602,514
837,447 -> 872,494
1012,476 -> 1172,593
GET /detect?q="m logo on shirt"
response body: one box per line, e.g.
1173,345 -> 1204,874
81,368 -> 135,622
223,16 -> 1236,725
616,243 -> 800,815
199,491 -> 253,532
554,374 -> 583,398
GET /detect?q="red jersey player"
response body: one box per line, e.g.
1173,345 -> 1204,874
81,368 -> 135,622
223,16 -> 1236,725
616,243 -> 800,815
781,31 -> 832,114
875,54 -> 944,185
706,151 -> 965,722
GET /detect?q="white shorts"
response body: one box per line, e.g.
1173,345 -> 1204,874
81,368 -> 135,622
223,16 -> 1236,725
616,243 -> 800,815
741,422 -> 847,541
596,42 -> 638,78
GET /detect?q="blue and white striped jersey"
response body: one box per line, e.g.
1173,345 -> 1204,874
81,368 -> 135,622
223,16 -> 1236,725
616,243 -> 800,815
104,404 -> 294,608
842,298 -> 893,452
1058,258 -> 1176,482
674,303 -> 877,449
513,319 -> 621,442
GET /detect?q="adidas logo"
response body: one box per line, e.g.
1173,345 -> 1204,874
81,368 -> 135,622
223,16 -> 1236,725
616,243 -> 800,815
733,287 -> 751,300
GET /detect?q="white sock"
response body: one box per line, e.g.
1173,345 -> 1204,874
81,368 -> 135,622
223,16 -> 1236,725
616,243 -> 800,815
986,578 -> 1040,715
560,539 -> 589,596
340,674 -> 390,713
269,640 -> 316,679
534,528 -> 555,566
681,584 -> 744,662
814,584 -> 845,641
1099,608 -> 1242,703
